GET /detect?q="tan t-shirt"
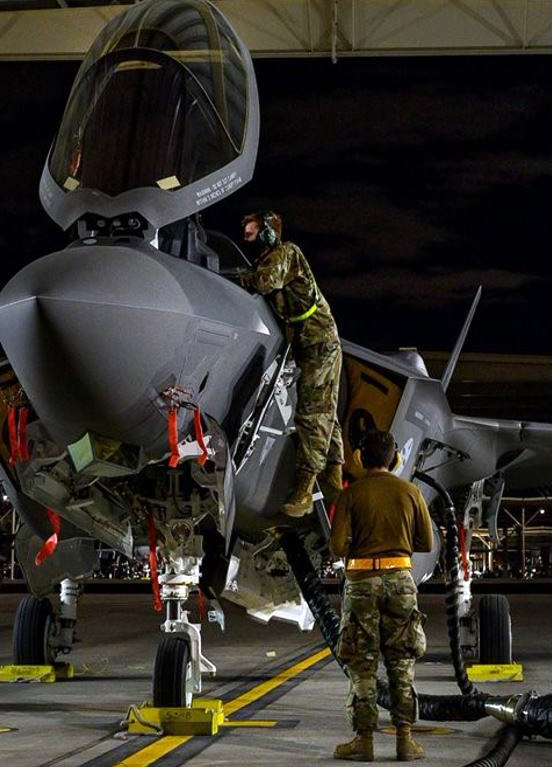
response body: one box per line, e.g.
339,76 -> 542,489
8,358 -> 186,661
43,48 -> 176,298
330,471 -> 433,580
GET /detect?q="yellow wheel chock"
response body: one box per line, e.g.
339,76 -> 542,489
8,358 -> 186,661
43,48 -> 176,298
0,662 -> 74,683
466,663 -> 523,682
124,699 -> 280,736
125,699 -> 225,736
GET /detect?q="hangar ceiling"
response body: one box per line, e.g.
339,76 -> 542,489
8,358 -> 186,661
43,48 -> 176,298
0,0 -> 552,61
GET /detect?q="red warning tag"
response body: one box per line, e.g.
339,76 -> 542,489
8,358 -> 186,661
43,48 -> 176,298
193,406 -> 209,467
148,513 -> 162,613
167,407 -> 180,469
35,509 -> 61,567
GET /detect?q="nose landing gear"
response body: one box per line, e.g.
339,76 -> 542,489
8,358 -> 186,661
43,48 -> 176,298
152,543 -> 216,708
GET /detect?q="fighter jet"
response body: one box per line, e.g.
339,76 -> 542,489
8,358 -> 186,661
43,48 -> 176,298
0,0 -> 549,706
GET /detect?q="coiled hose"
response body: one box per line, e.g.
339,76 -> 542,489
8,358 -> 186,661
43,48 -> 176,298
413,471 -> 481,698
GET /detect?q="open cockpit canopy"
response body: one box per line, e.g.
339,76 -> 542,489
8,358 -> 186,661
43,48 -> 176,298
40,0 -> 259,230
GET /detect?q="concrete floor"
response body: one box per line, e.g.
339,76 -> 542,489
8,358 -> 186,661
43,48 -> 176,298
0,591 -> 551,766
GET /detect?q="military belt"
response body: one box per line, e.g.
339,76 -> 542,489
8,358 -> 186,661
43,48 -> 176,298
346,556 -> 411,571
288,303 -> 318,323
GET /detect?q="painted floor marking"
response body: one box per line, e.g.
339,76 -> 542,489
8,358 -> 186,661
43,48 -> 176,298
223,647 -> 331,717
111,646 -> 332,767
112,735 -> 192,767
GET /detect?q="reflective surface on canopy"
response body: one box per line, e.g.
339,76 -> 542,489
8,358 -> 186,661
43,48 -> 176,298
49,0 -> 248,197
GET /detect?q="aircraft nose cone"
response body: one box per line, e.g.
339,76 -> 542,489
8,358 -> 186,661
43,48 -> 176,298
0,242 -> 193,450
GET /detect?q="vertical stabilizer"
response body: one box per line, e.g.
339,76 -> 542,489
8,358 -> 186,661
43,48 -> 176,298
441,287 -> 482,392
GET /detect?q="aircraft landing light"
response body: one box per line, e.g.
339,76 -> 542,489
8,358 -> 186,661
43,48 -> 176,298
110,646 -> 332,767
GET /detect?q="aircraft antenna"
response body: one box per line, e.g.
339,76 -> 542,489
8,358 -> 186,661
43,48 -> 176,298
441,286 -> 482,393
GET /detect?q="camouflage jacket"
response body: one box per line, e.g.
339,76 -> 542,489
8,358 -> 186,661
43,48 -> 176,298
240,241 -> 339,348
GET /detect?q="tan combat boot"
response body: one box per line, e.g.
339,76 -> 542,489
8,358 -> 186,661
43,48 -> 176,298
318,462 -> 343,506
396,725 -> 424,761
282,469 -> 317,517
334,731 -> 374,761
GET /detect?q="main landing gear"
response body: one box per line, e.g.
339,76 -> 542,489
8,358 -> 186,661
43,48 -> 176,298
12,578 -> 80,666
479,593 -> 512,665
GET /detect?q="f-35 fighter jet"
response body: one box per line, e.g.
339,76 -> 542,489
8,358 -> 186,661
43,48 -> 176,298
0,0 -> 549,705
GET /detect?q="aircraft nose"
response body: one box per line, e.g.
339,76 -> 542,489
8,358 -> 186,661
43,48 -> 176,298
0,242 -> 195,451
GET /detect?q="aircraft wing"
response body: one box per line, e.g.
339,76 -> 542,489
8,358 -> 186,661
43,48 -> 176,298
453,414 -> 552,492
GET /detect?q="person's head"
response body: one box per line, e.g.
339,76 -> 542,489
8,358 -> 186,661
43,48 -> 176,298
242,211 -> 282,248
355,429 -> 397,470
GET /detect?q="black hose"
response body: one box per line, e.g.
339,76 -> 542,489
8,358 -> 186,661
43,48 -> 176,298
461,725 -> 523,767
414,471 -> 480,698
522,693 -> 552,739
279,530 -> 344,668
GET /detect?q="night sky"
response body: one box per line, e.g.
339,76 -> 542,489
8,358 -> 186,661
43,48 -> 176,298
2,55 -> 552,354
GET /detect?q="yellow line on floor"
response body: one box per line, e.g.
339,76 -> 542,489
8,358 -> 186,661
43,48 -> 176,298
114,736 -> 193,767
223,647 -> 331,717
112,646 -> 332,767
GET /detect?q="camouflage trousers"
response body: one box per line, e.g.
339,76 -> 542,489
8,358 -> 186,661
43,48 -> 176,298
336,570 -> 427,732
294,341 -> 344,474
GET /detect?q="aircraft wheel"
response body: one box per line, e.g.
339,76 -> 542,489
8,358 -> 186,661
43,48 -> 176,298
12,595 -> 56,665
153,636 -> 192,707
479,594 -> 512,664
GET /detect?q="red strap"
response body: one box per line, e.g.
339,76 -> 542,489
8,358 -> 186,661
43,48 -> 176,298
167,407 -> 180,469
35,509 -> 61,567
7,406 -> 18,466
69,143 -> 81,176
8,406 -> 30,466
148,513 -> 162,613
193,406 -> 209,467
197,590 -> 207,620
17,408 -> 29,462
458,521 -> 470,581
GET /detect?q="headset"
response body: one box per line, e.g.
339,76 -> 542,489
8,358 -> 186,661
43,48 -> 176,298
352,434 -> 403,474
258,211 -> 278,247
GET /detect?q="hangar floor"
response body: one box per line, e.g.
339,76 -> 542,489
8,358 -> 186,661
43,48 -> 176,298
0,592 -> 551,767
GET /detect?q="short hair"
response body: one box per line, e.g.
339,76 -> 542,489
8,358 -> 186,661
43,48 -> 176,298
241,211 -> 282,239
358,430 -> 396,469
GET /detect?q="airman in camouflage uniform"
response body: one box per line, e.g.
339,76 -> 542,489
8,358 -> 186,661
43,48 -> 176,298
240,211 -> 344,516
330,429 -> 433,761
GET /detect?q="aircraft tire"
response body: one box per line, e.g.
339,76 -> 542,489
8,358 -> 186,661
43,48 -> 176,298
479,594 -> 512,664
153,636 -> 191,707
12,595 -> 55,665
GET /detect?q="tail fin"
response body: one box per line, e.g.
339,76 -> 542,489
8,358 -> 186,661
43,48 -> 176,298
441,286 -> 482,393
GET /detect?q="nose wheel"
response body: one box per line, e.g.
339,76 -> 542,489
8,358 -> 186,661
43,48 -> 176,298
153,636 -> 192,707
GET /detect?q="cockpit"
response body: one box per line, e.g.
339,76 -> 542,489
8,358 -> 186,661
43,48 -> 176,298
40,0 -> 259,232
49,47 -> 244,198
